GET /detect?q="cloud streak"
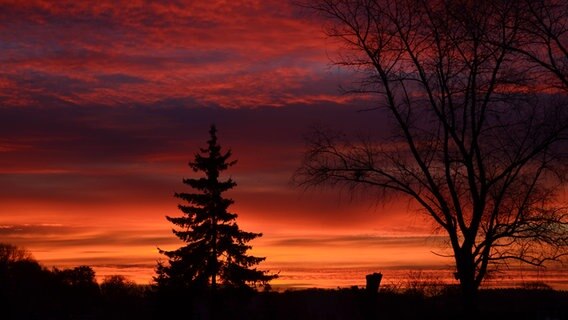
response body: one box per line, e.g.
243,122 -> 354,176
268,234 -> 446,248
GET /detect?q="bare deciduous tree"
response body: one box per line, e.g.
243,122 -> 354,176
296,0 -> 568,308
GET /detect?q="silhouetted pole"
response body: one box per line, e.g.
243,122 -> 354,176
364,273 -> 382,319
366,273 -> 382,294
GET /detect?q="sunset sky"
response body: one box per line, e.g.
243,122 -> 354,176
0,0 -> 457,286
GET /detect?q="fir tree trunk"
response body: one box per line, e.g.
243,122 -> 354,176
210,215 -> 218,320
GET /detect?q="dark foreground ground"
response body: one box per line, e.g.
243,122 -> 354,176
3,286 -> 567,320
204,288 -> 567,320
258,288 -> 568,320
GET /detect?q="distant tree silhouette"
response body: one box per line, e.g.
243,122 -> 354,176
0,244 -> 156,319
52,265 -> 100,314
3,260 -> 49,318
0,243 -> 33,265
101,275 -> 146,319
55,265 -> 97,286
157,125 -> 276,293
0,244 -> 58,319
101,275 -> 139,298
298,0 -> 568,313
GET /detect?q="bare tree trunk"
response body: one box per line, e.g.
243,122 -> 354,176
456,250 -> 479,316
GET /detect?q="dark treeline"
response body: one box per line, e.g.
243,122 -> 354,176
2,243 -> 568,320
0,243 -> 148,320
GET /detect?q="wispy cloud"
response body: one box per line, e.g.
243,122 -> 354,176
0,0 -> 356,109
268,234 -> 446,248
0,224 -> 174,247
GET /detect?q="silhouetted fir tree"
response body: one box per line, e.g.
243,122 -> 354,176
156,125 -> 276,293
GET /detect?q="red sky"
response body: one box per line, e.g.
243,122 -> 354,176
0,0 -> 453,285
